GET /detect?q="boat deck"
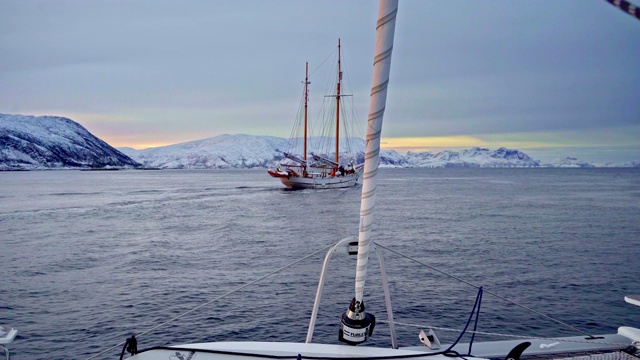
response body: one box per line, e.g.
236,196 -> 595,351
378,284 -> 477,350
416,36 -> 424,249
129,327 -> 640,360
401,329 -> 639,360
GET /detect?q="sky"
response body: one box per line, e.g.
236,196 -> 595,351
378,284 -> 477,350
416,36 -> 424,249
1,0 -> 639,163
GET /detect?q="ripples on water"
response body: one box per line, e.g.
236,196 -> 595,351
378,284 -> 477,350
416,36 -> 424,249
1,168 -> 639,359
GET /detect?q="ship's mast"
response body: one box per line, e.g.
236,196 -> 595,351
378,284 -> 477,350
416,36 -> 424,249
304,62 -> 310,163
335,39 -> 341,166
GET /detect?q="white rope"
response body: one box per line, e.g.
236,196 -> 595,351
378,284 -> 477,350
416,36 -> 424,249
86,244 -> 333,360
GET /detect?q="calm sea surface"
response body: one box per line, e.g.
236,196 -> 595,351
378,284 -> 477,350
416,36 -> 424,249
1,168 -> 639,359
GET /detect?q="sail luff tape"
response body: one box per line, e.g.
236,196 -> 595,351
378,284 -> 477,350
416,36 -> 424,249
366,128 -> 381,141
374,47 -> 393,65
360,188 -> 376,201
356,264 -> 368,274
371,79 -> 389,96
355,270 -> 367,279
358,221 -> 371,233
365,148 -> 380,160
368,108 -> 385,122
359,221 -> 373,232
376,8 -> 397,29
360,207 -> 375,217
356,250 -> 370,266
363,168 -> 378,180
357,251 -> 369,260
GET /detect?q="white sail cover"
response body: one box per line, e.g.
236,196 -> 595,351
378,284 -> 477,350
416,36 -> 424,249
311,153 -> 338,167
355,0 -> 398,302
283,152 -> 306,165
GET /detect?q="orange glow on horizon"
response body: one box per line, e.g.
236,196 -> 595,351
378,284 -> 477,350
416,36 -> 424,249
379,135 -> 559,153
110,141 -> 179,150
107,133 -> 613,152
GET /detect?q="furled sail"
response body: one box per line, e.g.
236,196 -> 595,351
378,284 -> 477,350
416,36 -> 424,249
355,0 -> 398,303
283,152 -> 307,165
311,153 -> 338,167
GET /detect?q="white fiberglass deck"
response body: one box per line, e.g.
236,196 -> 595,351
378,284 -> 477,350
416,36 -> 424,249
130,341 -> 462,360
129,327 -> 640,360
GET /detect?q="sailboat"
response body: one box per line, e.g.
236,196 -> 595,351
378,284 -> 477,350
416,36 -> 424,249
81,1 -> 640,360
268,40 -> 364,190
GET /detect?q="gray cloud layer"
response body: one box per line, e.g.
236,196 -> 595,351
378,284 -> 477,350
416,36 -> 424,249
1,1 -> 638,160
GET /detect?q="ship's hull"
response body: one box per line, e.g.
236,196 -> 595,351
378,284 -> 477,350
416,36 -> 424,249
279,169 -> 361,189
267,169 -> 289,178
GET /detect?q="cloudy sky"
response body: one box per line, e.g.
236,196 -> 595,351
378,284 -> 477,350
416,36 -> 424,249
1,0 -> 639,162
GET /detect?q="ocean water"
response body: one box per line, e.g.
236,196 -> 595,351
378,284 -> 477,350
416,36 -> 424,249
1,168 -> 639,359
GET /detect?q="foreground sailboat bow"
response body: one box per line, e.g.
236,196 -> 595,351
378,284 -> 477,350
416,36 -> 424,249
97,2 -> 640,359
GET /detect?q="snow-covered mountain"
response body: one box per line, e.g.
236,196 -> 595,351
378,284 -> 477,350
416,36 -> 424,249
0,113 -> 140,170
119,134 -> 289,169
546,158 -> 640,168
542,157 -> 596,168
123,136 -> 640,169
405,147 -> 540,168
121,135 -> 544,169
3,113 -> 638,170
117,134 -> 405,169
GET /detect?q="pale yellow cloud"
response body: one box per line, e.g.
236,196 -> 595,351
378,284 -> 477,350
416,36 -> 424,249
381,135 -> 483,148
379,135 -> 551,152
379,127 -> 640,153
124,141 -> 178,150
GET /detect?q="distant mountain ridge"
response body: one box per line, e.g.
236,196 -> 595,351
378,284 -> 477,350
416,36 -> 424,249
405,147 -> 540,168
121,135 -> 638,169
0,113 -> 139,170
119,134 -> 289,169
1,113 -> 638,170
118,136 -> 544,169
